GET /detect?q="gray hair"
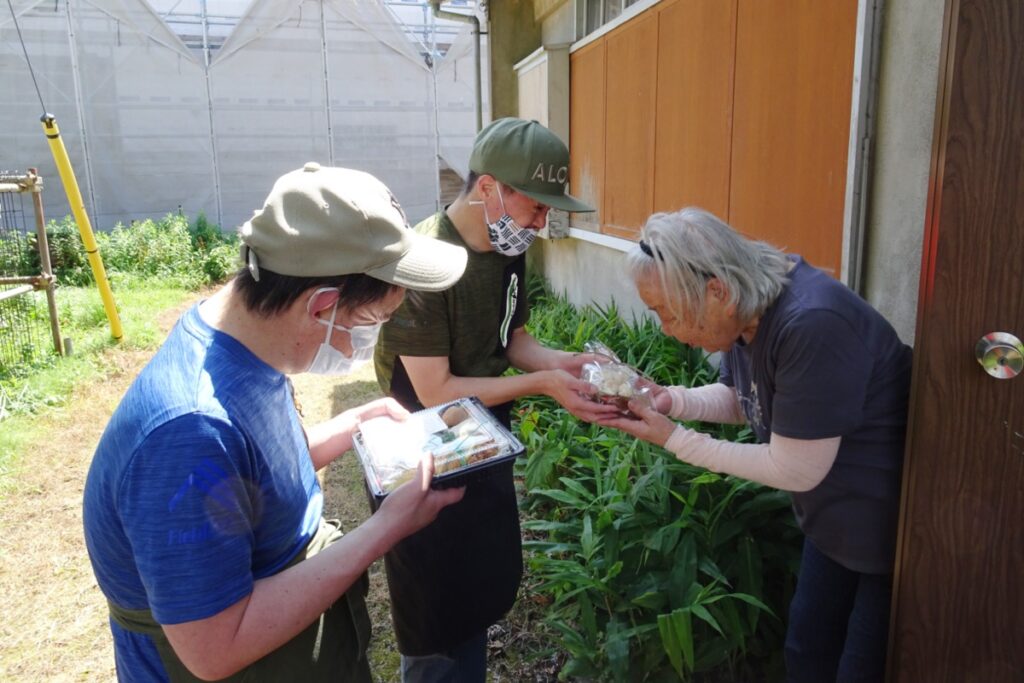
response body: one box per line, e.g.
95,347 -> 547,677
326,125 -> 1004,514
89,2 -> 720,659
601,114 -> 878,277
625,208 -> 791,322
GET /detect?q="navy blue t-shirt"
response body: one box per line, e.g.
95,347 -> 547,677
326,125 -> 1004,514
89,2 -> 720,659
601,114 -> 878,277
720,257 -> 912,574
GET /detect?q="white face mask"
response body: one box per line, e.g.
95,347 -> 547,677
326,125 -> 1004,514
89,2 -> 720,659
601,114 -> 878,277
306,288 -> 383,376
472,185 -> 537,257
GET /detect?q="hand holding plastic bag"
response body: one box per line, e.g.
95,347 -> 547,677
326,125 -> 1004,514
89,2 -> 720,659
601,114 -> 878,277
579,341 -> 654,417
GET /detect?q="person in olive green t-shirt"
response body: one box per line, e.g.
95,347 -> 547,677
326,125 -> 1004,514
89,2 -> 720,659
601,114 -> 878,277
374,118 -> 619,683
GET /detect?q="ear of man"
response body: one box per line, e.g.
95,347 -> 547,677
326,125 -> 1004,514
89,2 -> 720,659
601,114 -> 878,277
474,173 -> 498,200
306,287 -> 341,318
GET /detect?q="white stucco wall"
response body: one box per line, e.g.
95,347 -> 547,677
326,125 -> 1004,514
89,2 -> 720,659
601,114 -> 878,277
861,0 -> 946,345
534,236 -> 650,323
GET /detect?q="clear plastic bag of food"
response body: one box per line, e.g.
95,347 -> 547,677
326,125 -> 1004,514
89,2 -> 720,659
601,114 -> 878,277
354,397 -> 524,498
580,341 -> 653,416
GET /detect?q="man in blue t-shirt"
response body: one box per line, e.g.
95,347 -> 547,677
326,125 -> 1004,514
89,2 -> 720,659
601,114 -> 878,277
601,208 -> 912,683
83,163 -> 468,681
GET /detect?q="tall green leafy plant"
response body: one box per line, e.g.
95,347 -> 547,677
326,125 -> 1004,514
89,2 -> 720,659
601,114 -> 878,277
20,213 -> 239,288
515,277 -> 800,681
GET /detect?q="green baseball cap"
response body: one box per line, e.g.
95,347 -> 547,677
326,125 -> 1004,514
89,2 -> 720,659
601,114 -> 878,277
468,118 -> 595,213
240,163 -> 467,291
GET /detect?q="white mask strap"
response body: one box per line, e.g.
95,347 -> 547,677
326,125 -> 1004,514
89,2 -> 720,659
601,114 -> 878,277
307,287 -> 340,343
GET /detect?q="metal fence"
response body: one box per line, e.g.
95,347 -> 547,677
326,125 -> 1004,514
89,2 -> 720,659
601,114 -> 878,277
0,170 -> 63,372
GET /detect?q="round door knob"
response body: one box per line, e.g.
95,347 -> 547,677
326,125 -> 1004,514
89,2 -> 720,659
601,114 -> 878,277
975,332 -> 1023,379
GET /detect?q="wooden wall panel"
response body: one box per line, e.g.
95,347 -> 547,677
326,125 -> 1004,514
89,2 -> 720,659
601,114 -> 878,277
729,0 -> 858,275
603,12 -> 659,239
654,0 -> 736,219
569,41 -> 606,229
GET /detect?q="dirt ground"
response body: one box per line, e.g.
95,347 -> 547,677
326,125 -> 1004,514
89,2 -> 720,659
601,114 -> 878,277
0,295 -> 558,682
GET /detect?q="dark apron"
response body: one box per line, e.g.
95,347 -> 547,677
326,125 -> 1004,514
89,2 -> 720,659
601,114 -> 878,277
108,519 -> 372,682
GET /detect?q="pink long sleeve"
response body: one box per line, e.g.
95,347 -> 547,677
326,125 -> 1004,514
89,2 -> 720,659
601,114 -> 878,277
664,427 -> 841,492
666,383 -> 745,424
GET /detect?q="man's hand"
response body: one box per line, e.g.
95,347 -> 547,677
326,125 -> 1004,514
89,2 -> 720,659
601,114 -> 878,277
544,369 -> 622,423
597,395 -> 677,447
376,452 -> 465,541
348,395 -> 411,421
308,398 -> 412,470
556,352 -> 604,378
336,397 -> 411,432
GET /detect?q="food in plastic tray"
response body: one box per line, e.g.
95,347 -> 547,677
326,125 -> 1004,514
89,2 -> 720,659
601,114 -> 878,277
580,340 -> 652,416
354,397 -> 523,497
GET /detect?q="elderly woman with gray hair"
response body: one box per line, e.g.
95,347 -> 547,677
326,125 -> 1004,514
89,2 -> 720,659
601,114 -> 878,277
599,208 -> 912,683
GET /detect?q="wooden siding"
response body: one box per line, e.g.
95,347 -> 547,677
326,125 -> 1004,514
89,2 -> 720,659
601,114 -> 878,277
653,0 -> 736,220
730,0 -> 858,274
569,40 -> 606,230
604,12 -> 659,238
569,0 -> 858,276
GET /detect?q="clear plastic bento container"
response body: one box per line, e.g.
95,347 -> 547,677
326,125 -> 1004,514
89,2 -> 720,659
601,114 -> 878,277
354,396 -> 525,503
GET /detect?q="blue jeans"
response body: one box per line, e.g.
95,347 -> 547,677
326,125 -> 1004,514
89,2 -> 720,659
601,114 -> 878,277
785,538 -> 892,683
400,631 -> 487,683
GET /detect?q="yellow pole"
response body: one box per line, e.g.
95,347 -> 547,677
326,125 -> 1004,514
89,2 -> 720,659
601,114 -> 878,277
40,113 -> 123,341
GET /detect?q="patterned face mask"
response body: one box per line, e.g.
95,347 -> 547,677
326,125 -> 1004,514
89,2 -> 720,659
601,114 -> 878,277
472,185 -> 537,257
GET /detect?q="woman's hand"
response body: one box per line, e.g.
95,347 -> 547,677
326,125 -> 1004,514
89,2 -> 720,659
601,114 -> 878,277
597,394 -> 677,447
635,378 -> 672,414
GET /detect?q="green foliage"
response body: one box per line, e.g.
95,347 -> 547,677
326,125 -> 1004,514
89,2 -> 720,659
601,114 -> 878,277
2,210 -> 239,421
0,234 -> 37,277
192,212 -> 240,284
515,277 -> 800,682
32,215 -> 93,285
18,213 -> 239,288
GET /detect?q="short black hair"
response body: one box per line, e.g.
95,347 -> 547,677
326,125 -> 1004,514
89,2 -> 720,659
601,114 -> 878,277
233,267 -> 399,318
461,170 -> 480,196
462,170 -> 515,198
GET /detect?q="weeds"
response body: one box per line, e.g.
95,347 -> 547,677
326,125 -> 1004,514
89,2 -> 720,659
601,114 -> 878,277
1,213 -> 238,425
514,277 -> 799,682
28,214 -> 239,290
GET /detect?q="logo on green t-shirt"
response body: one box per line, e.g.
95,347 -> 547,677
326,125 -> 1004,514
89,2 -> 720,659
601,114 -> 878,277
499,273 -> 519,347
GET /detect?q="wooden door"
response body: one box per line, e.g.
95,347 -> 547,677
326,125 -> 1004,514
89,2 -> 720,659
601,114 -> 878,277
888,1 -> 1024,681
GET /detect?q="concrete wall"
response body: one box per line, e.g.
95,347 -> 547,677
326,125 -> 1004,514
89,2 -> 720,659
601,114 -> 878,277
860,0 -> 946,345
488,0 -> 543,120
533,237 -> 650,323
539,0 -> 574,44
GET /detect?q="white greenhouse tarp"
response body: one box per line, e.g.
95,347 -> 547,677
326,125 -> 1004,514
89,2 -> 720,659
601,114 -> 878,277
0,0 -> 487,232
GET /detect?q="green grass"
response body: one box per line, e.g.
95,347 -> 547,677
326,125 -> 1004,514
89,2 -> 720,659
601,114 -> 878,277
0,282 -> 198,494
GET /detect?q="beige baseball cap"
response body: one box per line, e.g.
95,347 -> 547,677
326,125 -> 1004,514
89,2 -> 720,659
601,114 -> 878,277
240,163 -> 467,291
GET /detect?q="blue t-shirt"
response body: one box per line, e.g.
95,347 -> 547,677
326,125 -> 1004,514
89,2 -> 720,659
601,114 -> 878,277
83,304 -> 322,681
720,257 -> 912,574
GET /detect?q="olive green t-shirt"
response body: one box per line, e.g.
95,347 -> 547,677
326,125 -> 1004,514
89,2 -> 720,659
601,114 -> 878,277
374,210 -> 529,408
371,210 -> 529,655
